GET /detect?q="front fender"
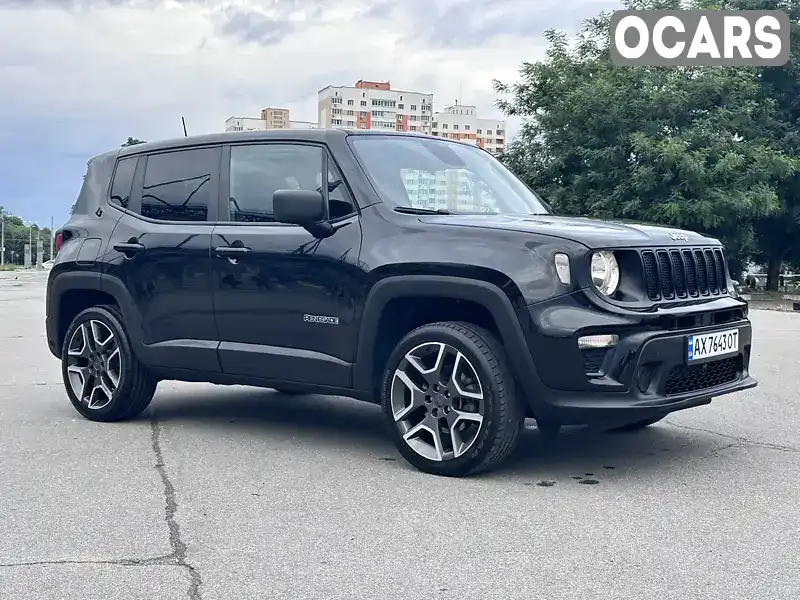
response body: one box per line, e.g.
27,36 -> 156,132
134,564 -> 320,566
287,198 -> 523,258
352,274 -> 546,400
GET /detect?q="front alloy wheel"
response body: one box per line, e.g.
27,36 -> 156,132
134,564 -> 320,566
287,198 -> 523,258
391,341 -> 485,462
66,320 -> 122,410
381,321 -> 524,477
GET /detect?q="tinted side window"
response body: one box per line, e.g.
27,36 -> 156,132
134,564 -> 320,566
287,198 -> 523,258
228,144 -> 323,222
141,148 -> 214,221
109,157 -> 137,209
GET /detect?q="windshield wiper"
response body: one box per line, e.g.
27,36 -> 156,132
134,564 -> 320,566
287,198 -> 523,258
393,206 -> 452,215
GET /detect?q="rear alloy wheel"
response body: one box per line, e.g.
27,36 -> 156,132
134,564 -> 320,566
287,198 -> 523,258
61,305 -> 158,422
381,322 -> 524,477
65,319 -> 122,411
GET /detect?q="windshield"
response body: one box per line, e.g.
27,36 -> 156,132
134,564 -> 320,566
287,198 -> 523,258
348,135 -> 550,215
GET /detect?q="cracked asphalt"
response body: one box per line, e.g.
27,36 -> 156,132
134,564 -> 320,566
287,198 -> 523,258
1,270 -> 798,600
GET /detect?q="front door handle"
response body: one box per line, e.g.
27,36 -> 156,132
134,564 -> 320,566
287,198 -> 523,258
215,246 -> 252,257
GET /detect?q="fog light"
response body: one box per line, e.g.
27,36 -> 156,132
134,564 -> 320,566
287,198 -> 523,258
577,334 -> 619,350
637,365 -> 653,394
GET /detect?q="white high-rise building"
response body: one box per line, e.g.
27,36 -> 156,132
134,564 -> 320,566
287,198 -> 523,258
317,80 -> 434,133
224,107 -> 317,132
400,168 -> 498,213
403,105 -> 508,212
431,103 -> 508,155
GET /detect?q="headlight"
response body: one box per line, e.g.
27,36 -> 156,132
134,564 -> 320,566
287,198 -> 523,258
590,251 -> 620,296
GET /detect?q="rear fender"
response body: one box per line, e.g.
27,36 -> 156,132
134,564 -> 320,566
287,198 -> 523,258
46,271 -> 145,359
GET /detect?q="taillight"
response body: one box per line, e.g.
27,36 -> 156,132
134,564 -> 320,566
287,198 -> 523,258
54,232 -> 63,254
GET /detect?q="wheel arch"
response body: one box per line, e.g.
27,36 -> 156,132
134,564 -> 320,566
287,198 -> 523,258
353,274 -> 544,403
47,271 -> 144,360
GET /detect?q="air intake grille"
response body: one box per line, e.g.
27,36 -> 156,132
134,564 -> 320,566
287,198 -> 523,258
640,247 -> 728,301
664,355 -> 742,396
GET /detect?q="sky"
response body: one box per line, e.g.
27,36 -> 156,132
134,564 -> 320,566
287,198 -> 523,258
0,0 -> 622,229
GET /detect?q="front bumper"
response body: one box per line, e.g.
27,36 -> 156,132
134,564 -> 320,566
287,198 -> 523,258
515,291 -> 757,425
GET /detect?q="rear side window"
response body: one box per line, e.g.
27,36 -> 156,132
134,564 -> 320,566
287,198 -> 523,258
141,148 -> 215,222
109,157 -> 137,209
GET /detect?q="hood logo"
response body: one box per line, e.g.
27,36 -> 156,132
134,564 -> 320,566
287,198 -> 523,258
669,232 -> 689,241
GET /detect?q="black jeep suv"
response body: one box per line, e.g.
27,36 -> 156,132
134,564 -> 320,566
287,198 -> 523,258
45,129 -> 757,476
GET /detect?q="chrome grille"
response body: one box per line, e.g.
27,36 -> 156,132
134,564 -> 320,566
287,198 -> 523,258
640,247 -> 728,301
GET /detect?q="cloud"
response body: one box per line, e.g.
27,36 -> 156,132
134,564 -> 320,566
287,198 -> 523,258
372,0 -> 623,48
218,9 -> 296,46
0,0 -> 622,226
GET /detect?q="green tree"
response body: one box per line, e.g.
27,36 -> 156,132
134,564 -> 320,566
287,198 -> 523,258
719,0 -> 800,289
0,206 -> 53,266
122,137 -> 146,147
494,0 -> 798,281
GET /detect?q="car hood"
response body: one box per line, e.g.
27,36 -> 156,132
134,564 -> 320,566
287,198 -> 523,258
416,213 -> 719,249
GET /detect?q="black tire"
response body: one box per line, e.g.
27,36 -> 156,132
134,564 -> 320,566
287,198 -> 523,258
380,321 -> 525,477
611,414 -> 667,432
61,305 -> 158,422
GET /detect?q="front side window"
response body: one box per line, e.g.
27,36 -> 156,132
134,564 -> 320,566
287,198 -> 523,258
348,136 -> 549,215
227,144 -> 355,222
109,157 -> 137,209
228,144 -> 321,223
141,148 -> 214,221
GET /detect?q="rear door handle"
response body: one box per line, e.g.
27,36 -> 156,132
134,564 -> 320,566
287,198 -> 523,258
113,242 -> 144,253
215,246 -> 251,257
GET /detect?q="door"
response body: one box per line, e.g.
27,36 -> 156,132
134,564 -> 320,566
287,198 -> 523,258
104,145 -> 221,372
211,141 -> 364,388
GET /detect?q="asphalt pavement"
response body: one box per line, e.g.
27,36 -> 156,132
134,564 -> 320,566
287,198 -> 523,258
1,269 -> 798,600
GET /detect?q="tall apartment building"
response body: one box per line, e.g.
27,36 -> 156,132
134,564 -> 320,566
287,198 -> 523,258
401,104 -> 509,212
224,107 -> 317,132
431,103 -> 507,155
260,107 -> 289,129
400,169 -> 501,213
317,80 -> 434,133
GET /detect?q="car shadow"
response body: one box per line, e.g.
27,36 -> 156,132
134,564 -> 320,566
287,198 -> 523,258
147,384 -> 724,482
149,384 -> 390,447
494,423 -> 715,484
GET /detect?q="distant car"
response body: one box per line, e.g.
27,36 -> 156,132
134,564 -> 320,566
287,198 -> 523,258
42,260 -> 54,270
45,129 -> 757,477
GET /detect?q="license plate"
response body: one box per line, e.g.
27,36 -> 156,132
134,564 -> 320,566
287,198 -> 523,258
687,329 -> 739,362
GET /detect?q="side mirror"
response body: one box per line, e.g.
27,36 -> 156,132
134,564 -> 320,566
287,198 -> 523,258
272,189 -> 325,225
